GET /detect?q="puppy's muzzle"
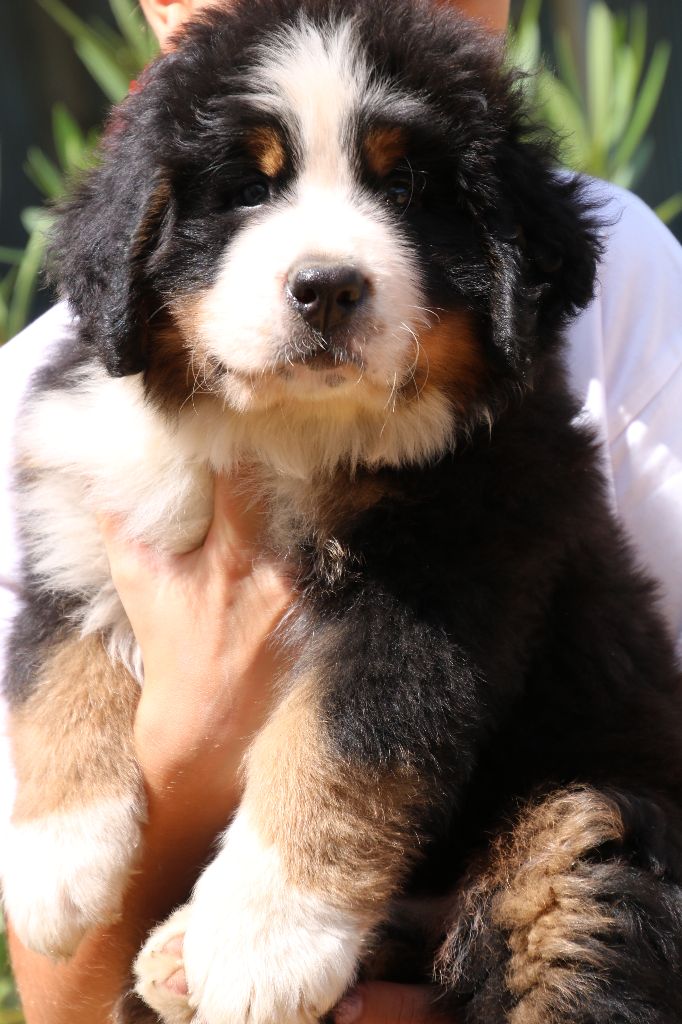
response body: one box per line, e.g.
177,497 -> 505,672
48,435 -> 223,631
286,261 -> 369,366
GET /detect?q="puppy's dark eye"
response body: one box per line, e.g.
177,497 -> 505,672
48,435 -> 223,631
383,180 -> 412,207
235,179 -> 270,208
380,170 -> 425,211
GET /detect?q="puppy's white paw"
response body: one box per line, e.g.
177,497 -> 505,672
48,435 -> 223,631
1,794 -> 143,957
134,906 -> 193,1024
182,811 -> 367,1024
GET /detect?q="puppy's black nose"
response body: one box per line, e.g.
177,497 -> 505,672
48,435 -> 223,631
286,263 -> 368,336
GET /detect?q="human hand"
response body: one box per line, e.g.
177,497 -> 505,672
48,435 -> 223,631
150,942 -> 449,1024
335,983 -> 453,1024
99,472 -> 294,828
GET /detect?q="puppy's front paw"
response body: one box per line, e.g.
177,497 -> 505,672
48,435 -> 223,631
180,811 -> 366,1024
1,794 -> 143,957
134,906 -> 194,1024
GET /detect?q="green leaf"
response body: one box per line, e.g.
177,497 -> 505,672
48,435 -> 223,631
108,0 -> 154,60
655,193 -> 682,226
586,2 -> 614,166
38,0 -> 143,99
74,36 -> 132,102
24,147 -> 64,200
89,15 -> 131,52
0,273 -> 15,344
554,28 -> 582,104
537,73 -> 591,170
511,20 -> 541,77
6,229 -> 48,342
613,40 -> 671,170
610,46 -> 638,148
516,0 -> 544,39
20,207 -> 53,235
611,137 -> 653,190
0,248 -> 25,266
37,0 -> 94,44
52,103 -> 88,173
628,4 -> 648,85
508,0 -> 544,78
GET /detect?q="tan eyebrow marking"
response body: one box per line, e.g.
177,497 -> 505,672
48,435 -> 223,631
364,126 -> 408,178
246,126 -> 287,178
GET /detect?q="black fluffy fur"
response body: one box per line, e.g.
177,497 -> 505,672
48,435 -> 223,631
11,1 -> 682,1020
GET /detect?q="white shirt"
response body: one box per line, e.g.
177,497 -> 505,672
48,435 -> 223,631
1,182 -> 681,833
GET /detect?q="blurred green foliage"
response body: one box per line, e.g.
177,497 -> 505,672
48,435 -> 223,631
0,0 -> 157,344
510,0 -> 682,220
0,914 -> 23,1023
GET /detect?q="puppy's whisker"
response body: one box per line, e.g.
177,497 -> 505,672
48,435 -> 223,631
148,300 -> 171,324
408,304 -> 441,328
396,325 -> 427,404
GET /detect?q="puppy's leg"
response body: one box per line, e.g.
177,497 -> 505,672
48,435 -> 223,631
136,674 -> 429,1024
2,633 -> 144,957
438,786 -> 682,1023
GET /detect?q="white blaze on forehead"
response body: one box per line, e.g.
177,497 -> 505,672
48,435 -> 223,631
189,20 -> 427,391
250,17 -> 371,184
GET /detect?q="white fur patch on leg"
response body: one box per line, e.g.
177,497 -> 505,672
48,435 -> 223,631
176,810 -> 366,1024
1,794 -> 143,957
134,906 -> 193,1024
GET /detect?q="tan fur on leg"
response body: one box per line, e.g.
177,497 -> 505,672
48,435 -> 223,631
244,675 -> 428,910
438,786 -> 626,1023
146,672 -> 431,1024
3,635 -> 145,957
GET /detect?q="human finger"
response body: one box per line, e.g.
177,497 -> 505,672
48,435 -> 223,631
334,983 -> 449,1024
96,510 -> 165,593
203,472 -> 266,560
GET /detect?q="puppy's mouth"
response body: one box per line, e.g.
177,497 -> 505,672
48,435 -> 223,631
214,327 -> 386,406
279,329 -> 366,374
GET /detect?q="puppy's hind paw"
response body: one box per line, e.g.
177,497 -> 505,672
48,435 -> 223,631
1,794 -> 143,958
134,907 -> 193,1024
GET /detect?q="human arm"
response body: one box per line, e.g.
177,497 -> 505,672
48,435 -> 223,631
8,475 -> 451,1024
566,183 -> 682,657
7,474 -> 293,1023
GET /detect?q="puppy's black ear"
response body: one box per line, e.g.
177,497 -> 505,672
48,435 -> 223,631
484,140 -> 603,375
49,130 -> 172,377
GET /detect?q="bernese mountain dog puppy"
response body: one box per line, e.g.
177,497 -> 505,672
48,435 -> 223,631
3,1 -> 682,1021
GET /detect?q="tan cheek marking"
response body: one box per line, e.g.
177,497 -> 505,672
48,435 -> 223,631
247,126 -> 287,179
405,310 -> 487,409
144,309 -> 193,406
9,635 -> 141,822
243,673 -> 428,914
364,127 -> 408,178
143,300 -> 225,410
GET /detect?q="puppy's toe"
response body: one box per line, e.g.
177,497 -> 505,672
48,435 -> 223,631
134,906 -> 193,1024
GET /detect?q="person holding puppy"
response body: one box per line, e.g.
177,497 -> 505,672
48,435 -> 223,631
2,0 -> 681,1021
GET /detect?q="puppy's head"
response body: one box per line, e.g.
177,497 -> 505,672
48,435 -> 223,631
52,0 -> 601,470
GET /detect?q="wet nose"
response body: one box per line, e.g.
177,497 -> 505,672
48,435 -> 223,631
286,262 -> 368,335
